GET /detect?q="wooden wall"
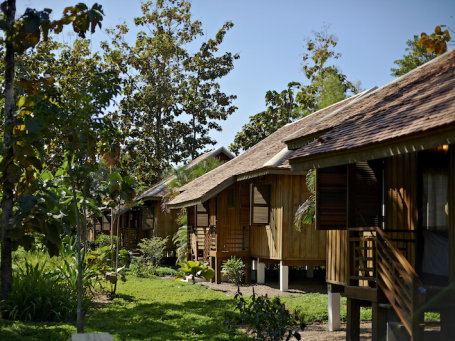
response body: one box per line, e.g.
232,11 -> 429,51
326,230 -> 349,285
216,183 -> 250,252
249,174 -> 326,262
384,153 -> 418,266
449,145 -> 455,283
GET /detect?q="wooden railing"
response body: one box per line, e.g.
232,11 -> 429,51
349,227 -> 377,287
375,227 -> 424,338
348,227 -> 423,338
210,225 -> 250,253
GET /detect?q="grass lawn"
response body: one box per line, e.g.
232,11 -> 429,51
0,276 -> 250,341
0,276 -> 375,340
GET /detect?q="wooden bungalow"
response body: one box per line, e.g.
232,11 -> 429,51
286,49 -> 455,340
167,92 -> 372,291
92,147 -> 233,252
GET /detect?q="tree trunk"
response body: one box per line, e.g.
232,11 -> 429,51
155,110 -> 162,178
70,175 -> 84,333
1,0 -> 16,302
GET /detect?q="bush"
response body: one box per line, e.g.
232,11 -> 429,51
2,261 -> 90,322
138,236 -> 168,267
155,266 -> 178,277
225,291 -> 305,341
177,260 -> 215,284
222,257 -> 245,290
93,234 -> 118,249
128,257 -> 156,278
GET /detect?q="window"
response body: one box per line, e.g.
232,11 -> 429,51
316,161 -> 382,230
142,203 -> 155,230
195,202 -> 210,227
227,188 -> 235,208
251,184 -> 271,225
316,165 -> 348,230
421,149 -> 449,231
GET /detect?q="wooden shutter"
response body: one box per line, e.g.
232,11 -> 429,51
316,165 -> 348,230
102,215 -> 110,231
196,202 -> 210,227
348,161 -> 383,228
251,184 -> 271,225
187,206 -> 195,227
239,184 -> 250,226
142,203 -> 155,230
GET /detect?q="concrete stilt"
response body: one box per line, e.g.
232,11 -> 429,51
251,259 -> 257,282
328,286 -> 341,331
279,261 -> 289,292
257,260 -> 265,284
306,265 -> 314,278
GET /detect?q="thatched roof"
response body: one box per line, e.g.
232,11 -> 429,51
168,92 -> 371,208
289,48 -> 455,169
137,146 -> 234,201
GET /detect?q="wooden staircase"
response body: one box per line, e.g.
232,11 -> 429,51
374,227 -> 425,340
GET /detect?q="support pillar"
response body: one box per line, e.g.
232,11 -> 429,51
306,266 -> 314,279
251,259 -> 257,282
372,302 -> 387,341
328,285 -> 340,331
346,298 -> 361,341
215,257 -> 222,284
210,257 -> 215,283
279,261 -> 289,292
257,260 -> 265,284
245,258 -> 251,283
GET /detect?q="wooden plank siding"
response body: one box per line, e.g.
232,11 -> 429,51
384,153 -> 418,267
449,145 -> 455,283
326,230 -> 349,285
190,174 -> 326,264
216,183 -> 250,253
249,174 -> 326,262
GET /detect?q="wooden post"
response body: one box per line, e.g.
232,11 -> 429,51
245,257 -> 251,284
328,285 -> 341,331
346,298 -> 361,341
251,259 -> 257,282
372,302 -> 387,341
306,265 -> 314,279
279,261 -> 288,292
215,257 -> 222,284
257,260 -> 265,284
210,257 -> 215,283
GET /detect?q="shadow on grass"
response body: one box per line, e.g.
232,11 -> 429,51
86,298 -> 251,340
0,320 -> 73,341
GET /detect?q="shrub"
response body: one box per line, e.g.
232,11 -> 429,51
85,245 -> 128,297
222,257 -> 245,291
225,291 -> 305,341
128,257 -> 156,278
93,234 -> 118,249
155,266 -> 178,277
2,261 -> 90,322
172,223 -> 187,262
177,260 -> 215,284
138,236 -> 168,267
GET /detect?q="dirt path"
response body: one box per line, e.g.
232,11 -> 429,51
199,278 -> 327,296
198,280 -> 373,340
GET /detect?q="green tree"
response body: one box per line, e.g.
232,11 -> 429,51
229,82 -> 301,155
103,0 -> 238,185
391,35 -> 436,77
0,0 -> 104,308
230,31 -> 357,155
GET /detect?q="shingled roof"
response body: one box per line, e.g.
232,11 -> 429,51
137,146 -> 234,201
289,48 -> 455,170
167,92 -> 370,208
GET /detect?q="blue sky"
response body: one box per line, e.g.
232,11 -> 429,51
18,0 -> 455,151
